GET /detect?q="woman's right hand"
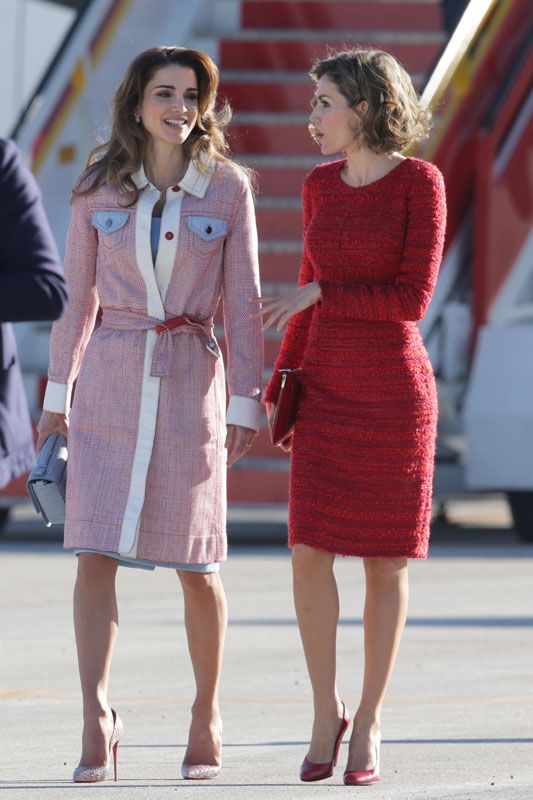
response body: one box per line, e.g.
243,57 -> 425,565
265,401 -> 293,452
36,411 -> 69,454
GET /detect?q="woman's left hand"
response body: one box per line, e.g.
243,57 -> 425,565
226,424 -> 257,467
252,281 -> 322,331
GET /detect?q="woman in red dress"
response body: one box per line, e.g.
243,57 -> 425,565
259,49 -> 446,785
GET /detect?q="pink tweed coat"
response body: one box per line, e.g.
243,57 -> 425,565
43,158 -> 263,564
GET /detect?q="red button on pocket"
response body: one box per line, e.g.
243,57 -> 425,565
171,185 -> 180,192
165,231 -> 174,240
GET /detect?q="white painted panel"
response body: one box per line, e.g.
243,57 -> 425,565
464,324 -> 533,489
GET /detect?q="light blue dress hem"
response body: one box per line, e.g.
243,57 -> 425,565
72,549 -> 219,572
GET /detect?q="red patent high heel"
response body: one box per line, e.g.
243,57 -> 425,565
343,732 -> 381,785
299,702 -> 350,782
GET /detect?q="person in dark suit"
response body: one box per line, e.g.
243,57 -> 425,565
0,137 -> 67,489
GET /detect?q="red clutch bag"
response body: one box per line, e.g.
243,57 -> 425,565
270,368 -> 303,446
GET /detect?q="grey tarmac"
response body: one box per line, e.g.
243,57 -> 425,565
0,499 -> 532,800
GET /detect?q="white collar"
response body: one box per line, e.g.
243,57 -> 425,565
131,155 -> 215,198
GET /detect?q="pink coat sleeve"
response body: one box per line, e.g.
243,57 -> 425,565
46,193 -> 99,407
222,178 -> 264,426
318,165 -> 446,321
264,179 -> 315,405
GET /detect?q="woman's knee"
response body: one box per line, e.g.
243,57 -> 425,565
76,553 -> 118,584
364,556 -> 408,583
178,570 -> 221,595
292,544 -> 334,580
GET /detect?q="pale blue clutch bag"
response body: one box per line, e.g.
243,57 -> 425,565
27,433 -> 67,526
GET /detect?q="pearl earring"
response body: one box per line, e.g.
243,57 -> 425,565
135,114 -> 141,124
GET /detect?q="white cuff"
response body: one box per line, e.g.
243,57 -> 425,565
43,381 -> 72,414
226,395 -> 261,432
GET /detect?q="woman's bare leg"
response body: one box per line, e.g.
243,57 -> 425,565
73,553 -> 119,765
292,544 -> 345,762
178,570 -> 227,766
346,556 -> 409,771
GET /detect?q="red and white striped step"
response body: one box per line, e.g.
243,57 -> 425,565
221,68 -> 424,113
219,30 -> 443,72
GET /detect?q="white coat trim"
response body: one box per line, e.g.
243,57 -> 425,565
155,188 -> 184,300
226,395 -> 262,432
135,191 -> 164,318
118,190 -> 163,554
43,380 -> 72,414
118,329 -> 161,555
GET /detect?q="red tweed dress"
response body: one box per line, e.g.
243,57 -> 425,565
264,157 -> 446,558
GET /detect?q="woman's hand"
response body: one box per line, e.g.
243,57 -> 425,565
225,424 -> 257,467
36,411 -> 69,453
265,400 -> 293,452
253,281 -> 321,332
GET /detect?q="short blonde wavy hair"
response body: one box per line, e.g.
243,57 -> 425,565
310,48 -> 432,154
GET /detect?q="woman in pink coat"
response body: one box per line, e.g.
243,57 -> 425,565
36,46 -> 263,783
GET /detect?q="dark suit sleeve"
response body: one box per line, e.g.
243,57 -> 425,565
0,139 -> 68,323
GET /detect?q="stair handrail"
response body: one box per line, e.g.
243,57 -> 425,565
421,0 -> 496,109
10,0 -> 94,141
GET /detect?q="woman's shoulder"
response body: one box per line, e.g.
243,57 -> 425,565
403,157 -> 445,190
71,177 -> 124,211
304,159 -> 341,190
211,157 -> 251,193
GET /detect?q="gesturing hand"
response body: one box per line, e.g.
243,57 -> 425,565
252,281 -> 321,331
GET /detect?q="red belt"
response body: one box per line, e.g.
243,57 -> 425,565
154,315 -> 206,334
101,309 -> 219,377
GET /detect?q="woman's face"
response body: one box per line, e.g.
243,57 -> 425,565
309,74 -> 366,156
138,64 -> 199,147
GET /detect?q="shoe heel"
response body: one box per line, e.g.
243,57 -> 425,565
112,741 -> 119,782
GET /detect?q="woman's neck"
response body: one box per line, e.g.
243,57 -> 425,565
341,147 -> 404,188
144,141 -> 187,192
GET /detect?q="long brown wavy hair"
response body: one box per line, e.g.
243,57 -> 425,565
73,46 -> 246,203
309,48 -> 432,154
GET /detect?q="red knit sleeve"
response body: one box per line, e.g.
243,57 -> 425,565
318,164 -> 446,321
264,180 -> 315,405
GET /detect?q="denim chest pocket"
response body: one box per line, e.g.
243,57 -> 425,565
92,210 -> 129,252
186,215 -> 228,255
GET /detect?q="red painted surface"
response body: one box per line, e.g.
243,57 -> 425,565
242,1 -> 442,32
221,81 -> 313,113
229,123 -> 316,155
256,166 -> 312,196
221,40 -> 440,72
257,207 -> 303,239
227,468 -> 289,502
222,74 -> 422,114
0,474 -> 30,501
473,52 -> 533,327
258,251 -> 302,282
